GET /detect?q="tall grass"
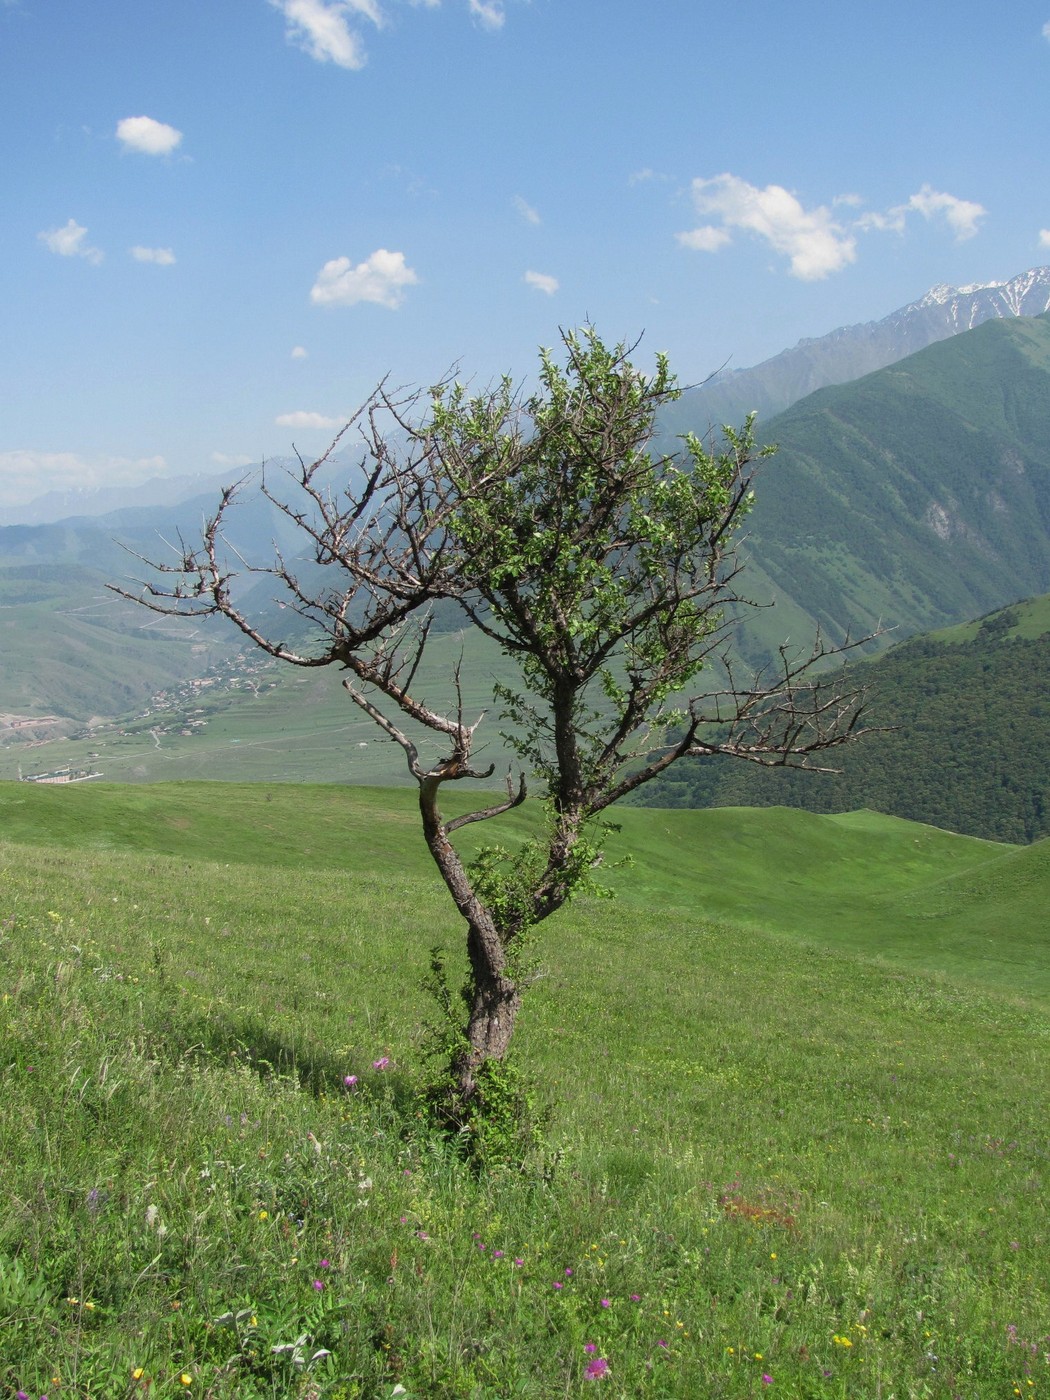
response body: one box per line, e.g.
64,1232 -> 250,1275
0,784 -> 1047,1396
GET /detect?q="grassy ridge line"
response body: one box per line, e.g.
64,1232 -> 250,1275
1,780 -> 1046,1007
1,796 -> 1047,1394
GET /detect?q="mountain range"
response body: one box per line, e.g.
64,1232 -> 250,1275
5,271 -> 1050,728
666,265 -> 1050,433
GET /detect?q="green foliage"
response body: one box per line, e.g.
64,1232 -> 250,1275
418,948 -> 552,1173
422,328 -> 765,807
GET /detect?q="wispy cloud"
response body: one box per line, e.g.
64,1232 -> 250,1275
291,345 -> 309,358
211,452 -> 255,467
524,270 -> 558,295
310,248 -> 418,308
130,245 -> 176,265
269,0 -> 381,69
678,174 -> 855,280
0,450 -> 167,508
1042,20 -> 1050,40
468,0 -> 504,30
857,185 -> 986,241
513,195 -> 540,225
1039,229 -> 1050,248
275,410 -> 345,429
38,218 -> 103,265
904,185 -> 986,241
116,115 -> 183,155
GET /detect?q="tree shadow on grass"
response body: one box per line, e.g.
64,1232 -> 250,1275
157,1010 -> 420,1118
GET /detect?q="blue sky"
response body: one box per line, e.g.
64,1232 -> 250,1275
4,0 -> 1050,510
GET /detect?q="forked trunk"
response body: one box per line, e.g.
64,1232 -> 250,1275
418,774 -> 521,1101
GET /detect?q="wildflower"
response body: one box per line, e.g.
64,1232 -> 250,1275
657,1340 -> 668,1348
762,1375 -> 773,1385
553,1280 -> 563,1289
585,1343 -> 597,1353
132,1370 -> 145,1381
313,1279 -> 324,1291
319,1259 -> 330,1268
630,1293 -> 641,1302
258,1209 -> 269,1220
372,1057 -> 390,1070
180,1376 -> 193,1387
514,1258 -> 524,1267
584,1357 -> 609,1380
600,1298 -> 611,1308
493,1250 -> 504,1258
344,1075 -> 358,1087
833,1335 -> 853,1347
565,1267 -> 573,1276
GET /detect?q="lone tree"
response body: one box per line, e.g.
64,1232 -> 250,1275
116,329 -> 869,1120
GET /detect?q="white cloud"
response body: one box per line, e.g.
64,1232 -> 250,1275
905,184 -> 986,241
677,225 -> 732,253
116,115 -> 183,156
1043,20 -> 1050,39
130,245 -> 176,265
524,270 -> 558,295
514,195 -> 540,225
38,218 -> 103,265
310,248 -> 418,308
211,452 -> 255,467
468,0 -> 504,29
0,450 -> 167,509
275,410 -> 345,429
269,0 -> 381,69
858,185 -> 987,242
291,345 -> 309,358
679,174 -> 856,280
1039,229 -> 1050,248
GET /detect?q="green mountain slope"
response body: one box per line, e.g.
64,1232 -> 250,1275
632,593 -> 1050,843
735,314 -> 1050,656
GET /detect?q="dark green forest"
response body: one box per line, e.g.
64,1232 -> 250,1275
632,596 -> 1050,844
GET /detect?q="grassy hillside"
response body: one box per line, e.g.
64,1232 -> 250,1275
636,592 -> 1050,844
1,783 -> 1047,1394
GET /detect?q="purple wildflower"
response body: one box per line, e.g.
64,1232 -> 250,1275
584,1343 -> 597,1354
372,1057 -> 390,1070
312,1279 -> 324,1291
600,1297 -> 611,1308
584,1357 -> 609,1380
343,1075 -> 357,1087
553,1281 -> 563,1290
630,1293 -> 641,1301
762,1376 -> 773,1385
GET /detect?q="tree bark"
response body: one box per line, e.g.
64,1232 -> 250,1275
418,773 -> 520,1100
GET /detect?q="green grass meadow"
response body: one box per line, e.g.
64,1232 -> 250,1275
0,782 -> 1047,1398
